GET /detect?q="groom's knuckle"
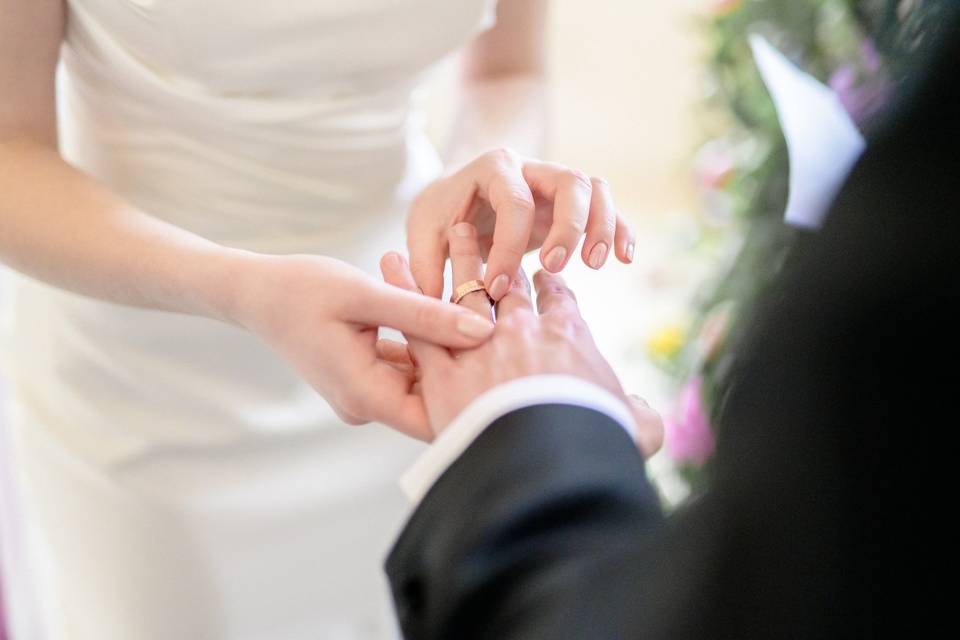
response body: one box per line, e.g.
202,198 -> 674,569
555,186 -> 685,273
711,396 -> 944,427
542,283 -> 566,297
497,314 -> 516,331
511,309 -> 537,332
545,284 -> 577,306
543,319 -> 576,342
545,314 -> 575,338
497,313 -> 521,334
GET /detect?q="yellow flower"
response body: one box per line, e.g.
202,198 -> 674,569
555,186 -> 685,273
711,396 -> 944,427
648,323 -> 687,360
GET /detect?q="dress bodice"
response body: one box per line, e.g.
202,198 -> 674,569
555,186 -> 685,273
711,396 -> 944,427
59,0 -> 496,251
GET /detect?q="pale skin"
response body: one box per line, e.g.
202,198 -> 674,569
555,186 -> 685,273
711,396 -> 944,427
408,2 -> 636,299
379,223 -> 663,456
0,0 -> 634,436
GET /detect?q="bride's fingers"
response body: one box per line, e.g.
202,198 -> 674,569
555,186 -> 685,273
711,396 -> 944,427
448,223 -> 494,319
581,177 -> 617,270
494,268 -> 534,318
523,161 -> 592,274
375,339 -> 418,382
351,361 -> 434,441
613,212 -> 636,264
375,339 -> 415,368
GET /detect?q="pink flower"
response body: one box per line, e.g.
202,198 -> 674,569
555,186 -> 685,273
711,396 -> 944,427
709,0 -> 742,17
829,40 -> 891,127
666,377 -> 716,466
694,141 -> 737,191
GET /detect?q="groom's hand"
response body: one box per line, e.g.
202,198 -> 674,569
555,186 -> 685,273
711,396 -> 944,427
380,223 -> 663,456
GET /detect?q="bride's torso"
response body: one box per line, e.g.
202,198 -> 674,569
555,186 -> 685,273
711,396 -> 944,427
0,7 -> 495,637
60,0 -> 496,252
1,0 -> 497,462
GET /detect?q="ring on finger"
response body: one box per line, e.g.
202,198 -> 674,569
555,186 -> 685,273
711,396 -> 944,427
452,279 -> 492,306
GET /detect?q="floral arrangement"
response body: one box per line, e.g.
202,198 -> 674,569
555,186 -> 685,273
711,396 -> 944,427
651,0 -> 942,491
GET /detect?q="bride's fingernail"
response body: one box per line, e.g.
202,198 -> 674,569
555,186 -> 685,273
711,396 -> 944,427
588,242 -> 608,270
626,242 -> 636,263
383,252 -> 401,268
544,246 -> 567,272
629,394 -> 650,407
457,313 -> 495,339
488,274 -> 510,300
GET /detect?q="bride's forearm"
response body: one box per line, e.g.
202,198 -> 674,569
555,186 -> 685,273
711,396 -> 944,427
442,72 -> 548,171
442,0 -> 549,170
0,139 -> 249,324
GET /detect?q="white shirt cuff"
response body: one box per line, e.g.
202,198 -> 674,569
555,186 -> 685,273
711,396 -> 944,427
399,375 -> 637,504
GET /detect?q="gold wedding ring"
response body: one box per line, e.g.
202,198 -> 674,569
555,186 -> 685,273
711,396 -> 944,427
452,279 -> 492,305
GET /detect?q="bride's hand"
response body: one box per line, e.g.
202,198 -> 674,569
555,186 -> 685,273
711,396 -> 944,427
381,223 -> 663,457
229,253 -> 495,439
407,148 -> 637,301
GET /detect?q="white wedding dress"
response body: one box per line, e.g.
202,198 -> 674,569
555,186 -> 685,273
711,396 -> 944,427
0,1 -> 497,638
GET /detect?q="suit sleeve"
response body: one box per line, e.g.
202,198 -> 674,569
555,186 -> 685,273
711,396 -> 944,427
386,404 -> 664,640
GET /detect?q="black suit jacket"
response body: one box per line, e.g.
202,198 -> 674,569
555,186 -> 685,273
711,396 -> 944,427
386,16 -> 959,639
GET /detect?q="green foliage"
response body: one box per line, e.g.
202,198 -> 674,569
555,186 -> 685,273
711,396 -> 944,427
657,1 -> 944,491
664,1 -> 900,487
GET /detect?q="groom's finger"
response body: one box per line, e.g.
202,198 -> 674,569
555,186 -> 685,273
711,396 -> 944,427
448,223 -> 494,318
628,395 -> 664,458
494,268 -> 534,318
533,270 -> 581,318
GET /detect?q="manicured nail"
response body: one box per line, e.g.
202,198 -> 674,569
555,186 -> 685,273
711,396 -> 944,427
453,223 -> 473,237
457,313 -> 495,339
588,242 -> 608,270
384,252 -> 402,268
544,246 -> 567,273
488,273 -> 511,300
625,242 -> 635,263
629,394 -> 650,407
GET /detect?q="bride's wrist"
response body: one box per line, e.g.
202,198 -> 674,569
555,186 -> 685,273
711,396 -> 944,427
203,248 -> 276,329
214,251 -> 339,337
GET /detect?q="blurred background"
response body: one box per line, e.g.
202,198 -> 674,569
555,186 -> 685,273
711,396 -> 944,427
2,2 -> 915,628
